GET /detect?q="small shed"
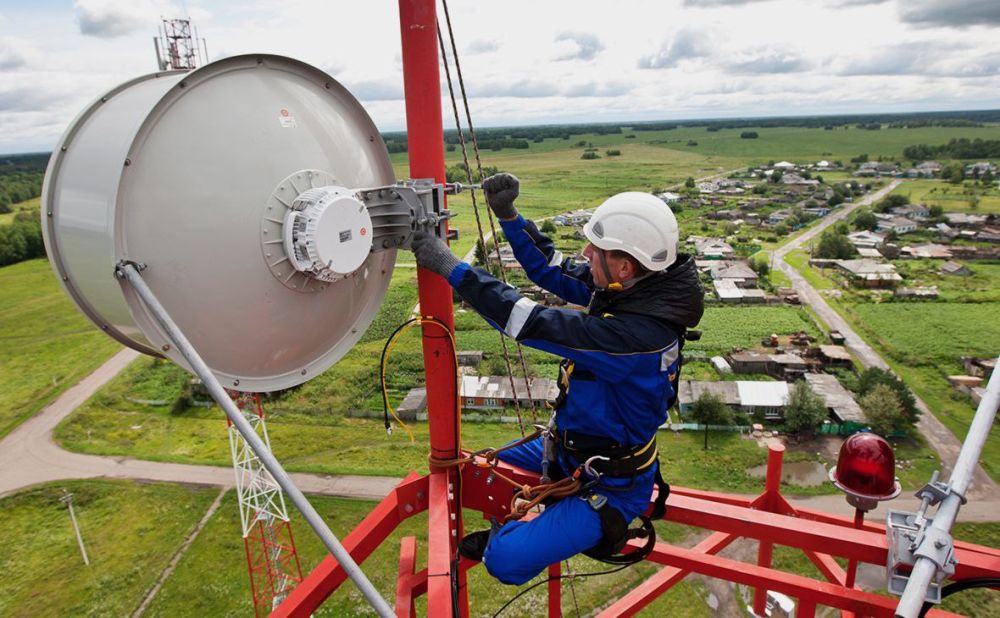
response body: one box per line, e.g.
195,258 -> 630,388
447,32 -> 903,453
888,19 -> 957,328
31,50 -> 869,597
940,261 -> 971,276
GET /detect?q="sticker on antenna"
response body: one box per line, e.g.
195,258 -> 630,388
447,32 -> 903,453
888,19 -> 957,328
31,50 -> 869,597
278,108 -> 297,128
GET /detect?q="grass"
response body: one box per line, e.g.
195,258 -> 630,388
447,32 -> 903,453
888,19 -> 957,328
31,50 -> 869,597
146,491 -> 708,617
687,305 -> 820,356
890,259 -> 1000,303
841,302 -> 1000,480
0,479 -> 219,617
890,179 -> 1000,214
0,196 -> 39,225
0,258 -> 121,439
783,249 -> 835,290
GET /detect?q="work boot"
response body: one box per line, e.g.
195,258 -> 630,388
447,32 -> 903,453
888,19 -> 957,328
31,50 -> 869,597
458,530 -> 491,561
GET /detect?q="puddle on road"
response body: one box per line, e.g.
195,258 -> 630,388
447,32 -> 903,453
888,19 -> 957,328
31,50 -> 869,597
747,460 -> 830,487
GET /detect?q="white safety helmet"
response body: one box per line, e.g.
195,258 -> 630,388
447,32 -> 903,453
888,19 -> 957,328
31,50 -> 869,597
583,192 -> 679,271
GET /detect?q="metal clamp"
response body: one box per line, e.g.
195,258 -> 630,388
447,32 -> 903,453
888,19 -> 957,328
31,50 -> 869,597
886,509 -> 957,604
357,179 -> 456,252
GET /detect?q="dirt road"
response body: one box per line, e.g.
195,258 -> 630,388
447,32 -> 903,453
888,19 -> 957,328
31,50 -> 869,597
773,180 -> 998,498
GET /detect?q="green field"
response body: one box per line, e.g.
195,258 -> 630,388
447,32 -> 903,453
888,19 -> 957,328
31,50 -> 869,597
0,196 -> 39,225
845,302 -> 1000,479
0,479 -> 219,617
890,179 -> 1000,214
145,491 -> 706,617
0,258 -> 121,439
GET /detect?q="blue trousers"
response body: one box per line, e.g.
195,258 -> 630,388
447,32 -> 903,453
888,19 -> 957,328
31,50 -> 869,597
482,436 -> 656,585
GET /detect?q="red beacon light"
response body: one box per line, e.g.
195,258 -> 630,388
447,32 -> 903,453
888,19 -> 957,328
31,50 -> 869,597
830,432 -> 901,511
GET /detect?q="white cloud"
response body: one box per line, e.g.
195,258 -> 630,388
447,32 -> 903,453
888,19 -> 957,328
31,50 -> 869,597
726,47 -> 811,74
553,32 -> 604,61
900,0 -> 1000,29
638,28 -> 714,69
0,39 -> 26,70
466,39 -> 499,55
74,0 -> 151,38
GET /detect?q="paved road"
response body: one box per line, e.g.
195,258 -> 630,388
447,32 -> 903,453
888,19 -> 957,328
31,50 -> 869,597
773,180 -> 998,499
0,348 -> 400,501
3,345 -> 1000,526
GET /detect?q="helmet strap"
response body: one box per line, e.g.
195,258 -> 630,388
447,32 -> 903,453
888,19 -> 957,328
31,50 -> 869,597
595,248 -> 653,292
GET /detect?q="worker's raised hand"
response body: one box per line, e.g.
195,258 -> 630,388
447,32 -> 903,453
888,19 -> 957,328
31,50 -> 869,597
482,173 -> 520,221
411,230 -> 461,279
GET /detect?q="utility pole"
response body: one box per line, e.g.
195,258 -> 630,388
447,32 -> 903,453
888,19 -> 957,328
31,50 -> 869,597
60,489 -> 90,566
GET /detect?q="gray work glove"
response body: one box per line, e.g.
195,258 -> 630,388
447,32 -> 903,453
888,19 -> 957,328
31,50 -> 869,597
483,173 -> 520,221
411,230 -> 461,278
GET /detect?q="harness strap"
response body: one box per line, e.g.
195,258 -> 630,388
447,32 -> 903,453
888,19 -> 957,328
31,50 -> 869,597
559,432 -> 658,478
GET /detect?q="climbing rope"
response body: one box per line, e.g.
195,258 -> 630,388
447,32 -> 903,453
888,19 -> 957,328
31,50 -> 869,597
428,431 -> 583,523
436,0 -> 538,433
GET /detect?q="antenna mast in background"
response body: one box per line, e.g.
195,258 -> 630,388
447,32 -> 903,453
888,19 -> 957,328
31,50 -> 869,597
154,17 -> 208,71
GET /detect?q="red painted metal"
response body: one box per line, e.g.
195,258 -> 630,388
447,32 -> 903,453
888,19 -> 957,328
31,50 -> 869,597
599,531 -> 737,617
845,507 -> 867,589
273,473 -> 427,617
547,563 -> 561,617
753,444 -> 785,614
398,1 -> 463,614
396,537 -> 418,618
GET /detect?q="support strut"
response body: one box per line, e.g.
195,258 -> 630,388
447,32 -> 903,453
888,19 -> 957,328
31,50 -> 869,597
115,262 -> 394,618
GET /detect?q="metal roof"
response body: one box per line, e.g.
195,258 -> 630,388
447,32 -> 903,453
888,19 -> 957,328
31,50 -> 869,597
736,382 -> 790,407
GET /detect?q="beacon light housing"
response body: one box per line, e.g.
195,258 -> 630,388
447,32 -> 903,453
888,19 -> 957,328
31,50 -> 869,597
830,432 -> 901,511
41,54 -> 397,392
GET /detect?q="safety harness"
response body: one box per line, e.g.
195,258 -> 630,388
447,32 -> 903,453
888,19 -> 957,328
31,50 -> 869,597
539,316 -> 692,566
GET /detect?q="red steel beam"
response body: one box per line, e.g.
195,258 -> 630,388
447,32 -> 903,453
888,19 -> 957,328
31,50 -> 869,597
547,563 -> 561,617
398,1 -> 463,614
273,473 -> 427,617
645,541 -> 902,616
396,536 -> 418,618
599,531 -> 736,617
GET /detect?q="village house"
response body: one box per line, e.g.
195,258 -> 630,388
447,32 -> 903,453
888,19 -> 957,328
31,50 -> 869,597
940,260 -> 971,276
768,209 -> 793,225
781,173 -> 821,191
460,375 -> 559,410
713,280 -> 766,303
891,203 -> 930,220
656,191 -> 682,204
815,345 -> 853,370
833,259 -> 903,288
691,237 -> 736,259
847,230 -> 886,248
894,286 -> 939,299
772,161 -> 798,171
964,161 -> 997,177
803,373 -> 866,426
915,161 -> 942,177
551,209 -> 594,226
813,160 -> 839,171
728,351 -> 810,380
678,375 -> 863,424
710,261 -> 759,287
876,214 -> 918,234
944,213 -> 988,228
901,243 -> 952,259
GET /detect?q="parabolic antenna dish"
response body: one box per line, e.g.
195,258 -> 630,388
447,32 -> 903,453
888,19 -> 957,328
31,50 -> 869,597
42,54 -> 397,391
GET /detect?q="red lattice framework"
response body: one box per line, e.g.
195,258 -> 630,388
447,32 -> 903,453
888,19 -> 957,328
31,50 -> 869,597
229,393 -> 304,617
262,1 -> 1000,615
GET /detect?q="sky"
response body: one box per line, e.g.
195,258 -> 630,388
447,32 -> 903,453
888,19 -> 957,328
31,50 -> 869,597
2,0 -> 1000,153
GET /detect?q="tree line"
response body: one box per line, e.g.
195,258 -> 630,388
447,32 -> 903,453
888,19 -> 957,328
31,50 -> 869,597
0,152 -> 48,213
903,138 -> 1000,162
0,212 -> 44,266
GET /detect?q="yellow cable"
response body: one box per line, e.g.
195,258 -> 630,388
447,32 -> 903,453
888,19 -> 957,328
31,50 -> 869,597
380,317 -> 462,446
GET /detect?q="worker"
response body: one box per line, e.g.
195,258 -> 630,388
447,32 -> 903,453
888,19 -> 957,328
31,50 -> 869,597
410,173 -> 704,585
